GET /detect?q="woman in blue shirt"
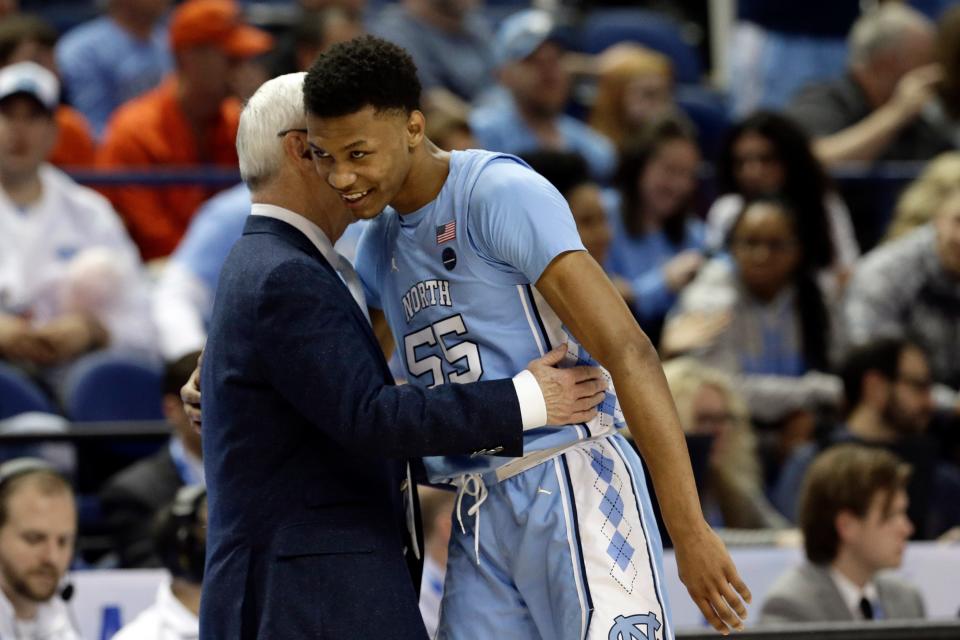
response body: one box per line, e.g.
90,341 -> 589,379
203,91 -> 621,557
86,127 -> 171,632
605,114 -> 706,343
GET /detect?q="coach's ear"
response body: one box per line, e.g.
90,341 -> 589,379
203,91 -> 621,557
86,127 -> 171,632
406,110 -> 425,150
283,131 -> 313,165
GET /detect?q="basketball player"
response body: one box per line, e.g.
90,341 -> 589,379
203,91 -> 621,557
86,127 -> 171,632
303,36 -> 750,639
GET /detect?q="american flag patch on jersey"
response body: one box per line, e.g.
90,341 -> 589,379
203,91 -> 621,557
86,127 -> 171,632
436,221 -> 457,244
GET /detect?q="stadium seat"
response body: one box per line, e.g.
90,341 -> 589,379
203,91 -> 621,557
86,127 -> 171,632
62,352 -> 164,422
0,363 -> 57,419
579,9 -> 702,84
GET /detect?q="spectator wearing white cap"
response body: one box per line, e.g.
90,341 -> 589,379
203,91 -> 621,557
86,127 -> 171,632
0,61 -> 156,398
469,9 -> 616,181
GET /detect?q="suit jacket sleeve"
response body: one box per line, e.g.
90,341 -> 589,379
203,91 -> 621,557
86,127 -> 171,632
256,260 -> 524,459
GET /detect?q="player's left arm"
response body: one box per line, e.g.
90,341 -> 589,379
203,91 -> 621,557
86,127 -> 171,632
536,250 -> 752,635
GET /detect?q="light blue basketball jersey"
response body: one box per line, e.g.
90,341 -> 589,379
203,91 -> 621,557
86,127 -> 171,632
356,150 -> 626,482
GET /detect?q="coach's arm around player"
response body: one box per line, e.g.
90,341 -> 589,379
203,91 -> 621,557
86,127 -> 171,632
537,249 -> 752,635
182,342 -> 608,436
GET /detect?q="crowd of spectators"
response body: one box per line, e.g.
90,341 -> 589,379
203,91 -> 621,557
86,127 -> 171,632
0,0 -> 959,634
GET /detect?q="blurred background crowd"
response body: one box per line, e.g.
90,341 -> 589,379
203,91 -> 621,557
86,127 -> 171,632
0,0 -> 959,636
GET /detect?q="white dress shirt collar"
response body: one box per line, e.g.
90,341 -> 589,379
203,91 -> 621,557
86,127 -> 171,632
250,203 -> 339,269
830,566 -> 879,619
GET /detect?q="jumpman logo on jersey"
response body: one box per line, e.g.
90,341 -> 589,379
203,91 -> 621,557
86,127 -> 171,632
608,613 -> 661,640
391,254 -> 399,272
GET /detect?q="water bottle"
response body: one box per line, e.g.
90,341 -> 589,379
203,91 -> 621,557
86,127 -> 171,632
99,605 -> 122,640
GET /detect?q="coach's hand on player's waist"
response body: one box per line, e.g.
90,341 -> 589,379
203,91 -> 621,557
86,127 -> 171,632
526,344 -> 605,426
181,349 -> 203,434
675,523 -> 751,635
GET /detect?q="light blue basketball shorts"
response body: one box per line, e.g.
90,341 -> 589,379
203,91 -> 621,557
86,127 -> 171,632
436,434 -> 674,640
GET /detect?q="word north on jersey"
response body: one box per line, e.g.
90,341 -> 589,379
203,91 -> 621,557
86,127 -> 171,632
401,279 -> 453,322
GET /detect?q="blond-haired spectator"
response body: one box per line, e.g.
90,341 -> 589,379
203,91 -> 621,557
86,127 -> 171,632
662,357 -> 788,531
845,189 -> 960,411
886,151 -> 960,242
589,44 -> 674,149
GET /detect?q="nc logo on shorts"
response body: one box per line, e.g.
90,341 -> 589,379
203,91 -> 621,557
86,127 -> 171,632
608,612 -> 661,640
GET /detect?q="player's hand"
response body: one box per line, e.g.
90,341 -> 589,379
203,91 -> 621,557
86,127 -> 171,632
526,344 -> 605,425
181,349 -> 203,434
674,524 -> 751,635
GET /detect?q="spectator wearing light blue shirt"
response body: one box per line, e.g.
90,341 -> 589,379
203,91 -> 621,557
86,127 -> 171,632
372,0 -> 496,107
605,115 -> 706,343
469,9 -> 616,181
56,0 -> 173,138
152,182 -> 367,361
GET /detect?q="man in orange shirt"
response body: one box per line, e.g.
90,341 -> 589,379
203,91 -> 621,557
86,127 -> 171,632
97,0 -> 271,261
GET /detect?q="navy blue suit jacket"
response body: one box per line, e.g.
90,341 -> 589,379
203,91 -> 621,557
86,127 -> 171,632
200,215 -> 524,639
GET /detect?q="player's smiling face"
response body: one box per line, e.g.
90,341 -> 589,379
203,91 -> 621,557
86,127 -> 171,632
306,105 -> 416,220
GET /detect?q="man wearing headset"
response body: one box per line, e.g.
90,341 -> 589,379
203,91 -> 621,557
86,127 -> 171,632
113,486 -> 207,640
0,458 -> 78,640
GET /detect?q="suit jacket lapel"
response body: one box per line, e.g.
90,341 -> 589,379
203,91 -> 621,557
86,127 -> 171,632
243,215 -> 386,367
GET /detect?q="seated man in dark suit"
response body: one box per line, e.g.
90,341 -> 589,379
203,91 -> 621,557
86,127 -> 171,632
759,444 -> 924,624
100,353 -> 200,567
199,72 -> 605,640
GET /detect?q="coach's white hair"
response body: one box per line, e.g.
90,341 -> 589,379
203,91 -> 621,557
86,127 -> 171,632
236,72 -> 307,190
848,3 -> 931,68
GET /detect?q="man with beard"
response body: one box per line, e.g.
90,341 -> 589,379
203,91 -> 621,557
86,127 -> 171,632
0,458 -> 77,639
468,10 -> 616,181
774,339 -> 960,537
372,0 -> 496,108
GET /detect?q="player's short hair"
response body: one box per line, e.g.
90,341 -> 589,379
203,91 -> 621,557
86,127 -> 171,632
799,445 -> 910,564
236,72 -> 306,190
303,35 -> 421,118
848,3 -> 931,68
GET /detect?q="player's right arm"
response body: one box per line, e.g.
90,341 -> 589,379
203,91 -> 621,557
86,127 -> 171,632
466,159 -> 750,634
536,251 -> 750,635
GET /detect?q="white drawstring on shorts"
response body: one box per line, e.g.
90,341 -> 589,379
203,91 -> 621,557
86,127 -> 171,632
455,473 -> 488,565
